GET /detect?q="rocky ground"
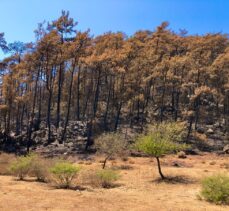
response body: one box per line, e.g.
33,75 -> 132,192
0,120 -> 228,157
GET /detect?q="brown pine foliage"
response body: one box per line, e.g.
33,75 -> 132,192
0,12 -> 228,151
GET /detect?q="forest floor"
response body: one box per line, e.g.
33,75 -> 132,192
0,153 -> 228,211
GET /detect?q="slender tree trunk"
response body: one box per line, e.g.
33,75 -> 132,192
36,86 -> 42,130
85,118 -> 94,151
156,157 -> 165,179
20,104 -> 25,134
27,67 -> 40,152
56,34 -> 65,128
93,69 -> 101,117
47,90 -> 52,143
56,64 -> 63,128
174,91 -> 180,121
83,76 -> 93,118
76,67 -> 81,120
15,104 -> 20,135
102,155 -> 110,169
61,63 -> 76,143
194,98 -> 200,130
137,99 -> 140,122
114,102 -> 122,131
103,76 -> 112,130
6,104 -> 11,134
186,116 -> 193,142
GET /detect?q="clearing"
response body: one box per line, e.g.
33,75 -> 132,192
0,153 -> 228,211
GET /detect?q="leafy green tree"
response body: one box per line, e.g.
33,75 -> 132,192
135,122 -> 187,179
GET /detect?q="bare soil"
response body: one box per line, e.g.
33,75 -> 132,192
0,153 -> 228,211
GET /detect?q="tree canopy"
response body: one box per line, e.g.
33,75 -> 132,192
0,12 -> 228,152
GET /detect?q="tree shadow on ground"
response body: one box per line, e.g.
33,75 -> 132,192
69,185 -> 88,191
112,165 -> 134,170
152,175 -> 197,185
13,178 -> 42,183
48,185 -> 89,192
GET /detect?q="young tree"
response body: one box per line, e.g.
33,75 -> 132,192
95,132 -> 127,169
135,122 -> 187,179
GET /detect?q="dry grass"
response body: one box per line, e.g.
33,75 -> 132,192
0,153 -> 228,210
0,153 -> 16,175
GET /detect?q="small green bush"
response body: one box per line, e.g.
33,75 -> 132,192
9,154 -> 35,180
200,174 -> 229,205
96,169 -> 119,188
50,161 -> 81,188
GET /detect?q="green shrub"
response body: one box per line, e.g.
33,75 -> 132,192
9,154 -> 35,180
50,161 -> 81,188
96,169 -> 119,188
200,174 -> 229,205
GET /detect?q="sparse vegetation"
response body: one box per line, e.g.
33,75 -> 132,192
30,156 -> 51,182
0,152 -> 228,210
95,132 -> 127,169
50,161 -> 81,188
96,169 -> 120,188
200,174 -> 229,205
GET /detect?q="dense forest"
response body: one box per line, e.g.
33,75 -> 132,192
0,11 -> 228,152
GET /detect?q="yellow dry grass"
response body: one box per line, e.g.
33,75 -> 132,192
0,153 -> 228,211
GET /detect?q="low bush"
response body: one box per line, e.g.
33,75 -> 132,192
9,154 -> 35,180
200,174 -> 229,205
30,157 -> 51,182
50,161 -> 81,188
96,169 -> 119,188
95,132 -> 127,169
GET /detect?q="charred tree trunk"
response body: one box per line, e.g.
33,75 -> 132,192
103,76 -> 112,131
93,69 -> 101,118
47,89 -> 53,143
61,62 -> 76,143
76,67 -> 81,120
56,63 -> 64,128
114,102 -> 122,131
26,67 -> 40,152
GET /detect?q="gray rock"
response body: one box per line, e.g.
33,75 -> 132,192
177,151 -> 187,159
223,145 -> 229,154
197,127 -> 205,134
207,128 -> 214,134
185,149 -> 200,155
